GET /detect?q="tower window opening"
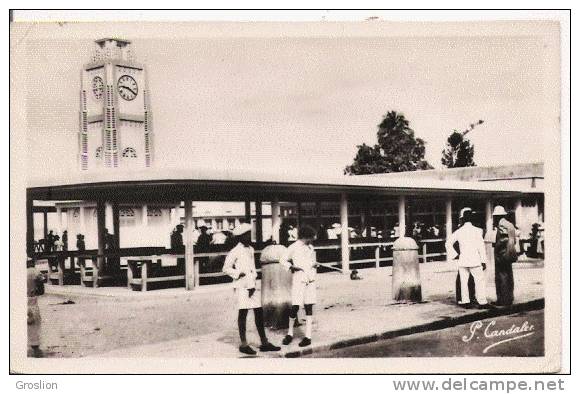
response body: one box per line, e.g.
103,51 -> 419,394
122,147 -> 137,158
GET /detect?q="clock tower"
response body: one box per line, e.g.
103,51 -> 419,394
78,38 -> 153,170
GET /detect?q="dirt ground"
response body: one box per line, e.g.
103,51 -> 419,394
37,289 -> 239,357
34,261 -> 543,358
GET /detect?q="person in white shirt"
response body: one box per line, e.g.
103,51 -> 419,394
223,223 -> 281,355
445,208 -> 490,308
280,226 -> 318,347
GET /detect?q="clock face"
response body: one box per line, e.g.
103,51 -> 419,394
117,75 -> 138,101
92,76 -> 104,100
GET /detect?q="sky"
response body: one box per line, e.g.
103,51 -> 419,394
15,21 -> 560,179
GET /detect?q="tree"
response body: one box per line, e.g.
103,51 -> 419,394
344,111 -> 433,175
441,120 -> 483,168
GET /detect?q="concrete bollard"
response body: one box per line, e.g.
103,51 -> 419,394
392,237 -> 422,302
260,244 -> 292,329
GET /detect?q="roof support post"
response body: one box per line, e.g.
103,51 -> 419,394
315,201 -> 322,229
56,206 -> 62,237
79,205 -> 86,235
184,199 -> 195,290
340,193 -> 349,274
363,198 -> 371,239
244,201 -> 251,223
111,202 -> 121,275
43,211 -> 48,242
484,198 -> 496,296
514,198 -> 523,229
95,200 -> 106,288
398,195 -> 406,238
103,201 -> 121,275
445,198 -> 453,238
271,199 -> 281,244
105,203 -> 114,232
172,203 -> 181,226
296,201 -> 302,229
255,201 -> 263,248
141,205 -> 148,226
112,202 -> 120,249
485,199 -> 493,234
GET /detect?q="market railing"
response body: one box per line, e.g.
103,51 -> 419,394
34,238 -> 447,291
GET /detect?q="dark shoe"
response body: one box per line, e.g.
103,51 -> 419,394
239,345 -> 257,355
259,342 -> 281,352
282,335 -> 293,345
477,303 -> 495,310
298,337 -> 311,347
458,303 -> 473,309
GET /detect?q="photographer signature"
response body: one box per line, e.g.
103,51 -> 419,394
462,319 -> 535,354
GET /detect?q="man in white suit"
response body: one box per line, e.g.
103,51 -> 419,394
445,208 -> 490,308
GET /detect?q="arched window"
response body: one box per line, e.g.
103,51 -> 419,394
96,146 -> 102,159
147,208 -> 162,217
119,207 -> 136,226
120,208 -> 135,217
147,207 -> 163,225
122,147 -> 137,158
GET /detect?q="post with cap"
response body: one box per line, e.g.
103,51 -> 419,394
392,236 -> 422,302
260,244 -> 292,328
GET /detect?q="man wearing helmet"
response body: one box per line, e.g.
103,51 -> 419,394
445,207 -> 490,308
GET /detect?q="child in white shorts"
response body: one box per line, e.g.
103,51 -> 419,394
280,226 -> 318,347
223,223 -> 281,355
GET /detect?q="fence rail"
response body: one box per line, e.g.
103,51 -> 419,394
36,238 -> 447,291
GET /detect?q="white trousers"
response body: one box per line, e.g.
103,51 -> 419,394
458,266 -> 488,305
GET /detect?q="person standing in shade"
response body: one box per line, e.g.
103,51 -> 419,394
76,234 -> 86,268
316,224 -> 328,241
223,223 -> 281,355
27,258 -> 45,358
46,230 -> 55,252
445,208 -> 490,308
76,233 -> 85,251
196,226 -> 212,250
61,230 -> 68,251
492,206 -> 518,306
170,225 -> 184,251
280,226 -> 319,347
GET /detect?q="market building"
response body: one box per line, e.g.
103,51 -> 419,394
26,38 -> 545,291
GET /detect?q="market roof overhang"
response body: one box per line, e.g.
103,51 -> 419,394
27,167 -> 543,203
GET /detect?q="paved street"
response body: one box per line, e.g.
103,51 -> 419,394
38,260 -> 544,358
306,309 -> 544,357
